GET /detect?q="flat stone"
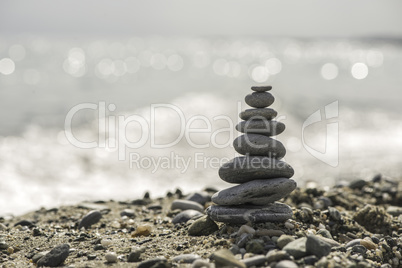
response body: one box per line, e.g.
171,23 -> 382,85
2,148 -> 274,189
219,156 -> 294,183
188,215 -> 219,236
206,202 -> 293,224
236,120 -> 285,136
251,85 -> 272,92
212,178 -> 297,206
233,134 -> 286,158
277,235 -> 295,249
138,257 -> 168,268
186,192 -> 209,205
386,206 -> 402,216
171,200 -> 204,212
172,253 -> 201,263
245,92 -> 274,108
78,210 -> 102,229
241,255 -> 267,267
345,239 -> 362,248
282,237 -> 307,259
210,249 -> 246,268
266,249 -> 288,263
240,108 -> 277,120
172,209 -> 203,224
37,244 -> 70,267
275,260 -> 298,268
306,234 -> 332,258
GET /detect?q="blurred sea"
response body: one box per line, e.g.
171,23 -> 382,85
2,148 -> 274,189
1,36 -> 402,216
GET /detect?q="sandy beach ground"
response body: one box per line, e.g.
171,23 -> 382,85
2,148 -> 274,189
0,174 -> 401,268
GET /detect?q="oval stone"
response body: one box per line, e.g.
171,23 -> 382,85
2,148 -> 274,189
236,120 -> 285,136
233,134 -> 286,158
218,156 -> 294,183
251,85 -> 272,92
206,202 -> 293,223
245,92 -> 274,108
212,178 -> 297,206
240,108 -> 277,120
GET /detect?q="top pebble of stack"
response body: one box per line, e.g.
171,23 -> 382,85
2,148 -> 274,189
251,85 -> 272,92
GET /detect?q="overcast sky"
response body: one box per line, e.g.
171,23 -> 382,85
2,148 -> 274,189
1,0 -> 401,38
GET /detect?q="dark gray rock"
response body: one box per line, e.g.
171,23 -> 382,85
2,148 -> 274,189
127,250 -> 142,262
172,209 -> 203,224
171,200 -> 204,212
206,202 -> 292,224
316,229 -> 333,239
328,207 -> 341,221
349,179 -> 366,189
138,257 -> 168,268
245,92 -> 274,108
275,260 -> 298,268
172,253 -> 201,263
236,120 -> 285,136
306,235 -> 332,258
241,255 -> 267,267
211,178 -> 297,206
14,220 -> 35,227
233,134 -> 286,158
120,209 -> 135,218
251,85 -> 272,92
345,239 -> 362,248
282,237 -> 307,259
78,210 -> 102,229
239,108 -> 277,120
352,245 -> 367,256
246,239 -> 265,254
186,192 -> 209,205
37,244 -> 70,267
188,215 -> 218,236
219,156 -> 294,183
210,249 -> 246,268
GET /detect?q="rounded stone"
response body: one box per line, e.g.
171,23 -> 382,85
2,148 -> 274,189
172,209 -> 203,224
211,178 -> 297,206
245,92 -> 274,108
206,202 -> 293,224
218,156 -> 294,183
171,200 -> 204,212
78,210 -> 102,229
233,134 -> 286,158
105,252 -> 118,263
188,215 -> 219,236
37,244 -> 70,267
236,120 -> 285,136
239,108 -> 277,120
251,85 -> 272,92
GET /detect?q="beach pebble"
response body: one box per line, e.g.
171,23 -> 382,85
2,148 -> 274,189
186,192 -> 209,205
349,179 -> 367,189
345,239 -> 362,248
219,156 -> 294,184
277,235 -> 295,249
255,229 -> 284,237
14,220 -> 35,227
212,178 -> 296,206
246,239 -> 264,254
0,241 -> 8,250
251,85 -> 272,92
210,249 -> 246,268
206,202 -> 293,224
245,92 -> 274,108
328,207 -> 341,221
275,260 -> 298,268
32,252 -> 48,263
172,253 -> 201,263
386,206 -> 402,216
240,108 -> 277,121
191,259 -> 212,268
241,255 -> 267,267
306,234 -> 332,258
188,215 -> 219,236
120,209 -> 135,218
37,244 -> 70,267
172,209 -> 203,224
238,225 -> 256,236
138,257 -> 168,268
127,250 -> 142,262
266,249 -> 289,263
101,239 -> 113,247
131,224 -> 152,237
351,245 -> 367,255
282,237 -> 307,259
316,229 -> 333,239
105,252 -> 118,263
233,134 -> 286,158
171,200 -> 204,212
78,210 -> 102,229
360,238 -> 377,250
236,120 -> 285,136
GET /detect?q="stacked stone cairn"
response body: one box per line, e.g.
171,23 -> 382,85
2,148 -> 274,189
206,86 -> 296,224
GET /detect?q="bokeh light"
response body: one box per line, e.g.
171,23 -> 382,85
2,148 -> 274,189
265,58 -> 282,75
9,44 -> 26,61
251,65 -> 269,83
320,63 -> 338,80
0,58 -> 16,75
167,54 -> 184,72
351,62 -> 368,79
